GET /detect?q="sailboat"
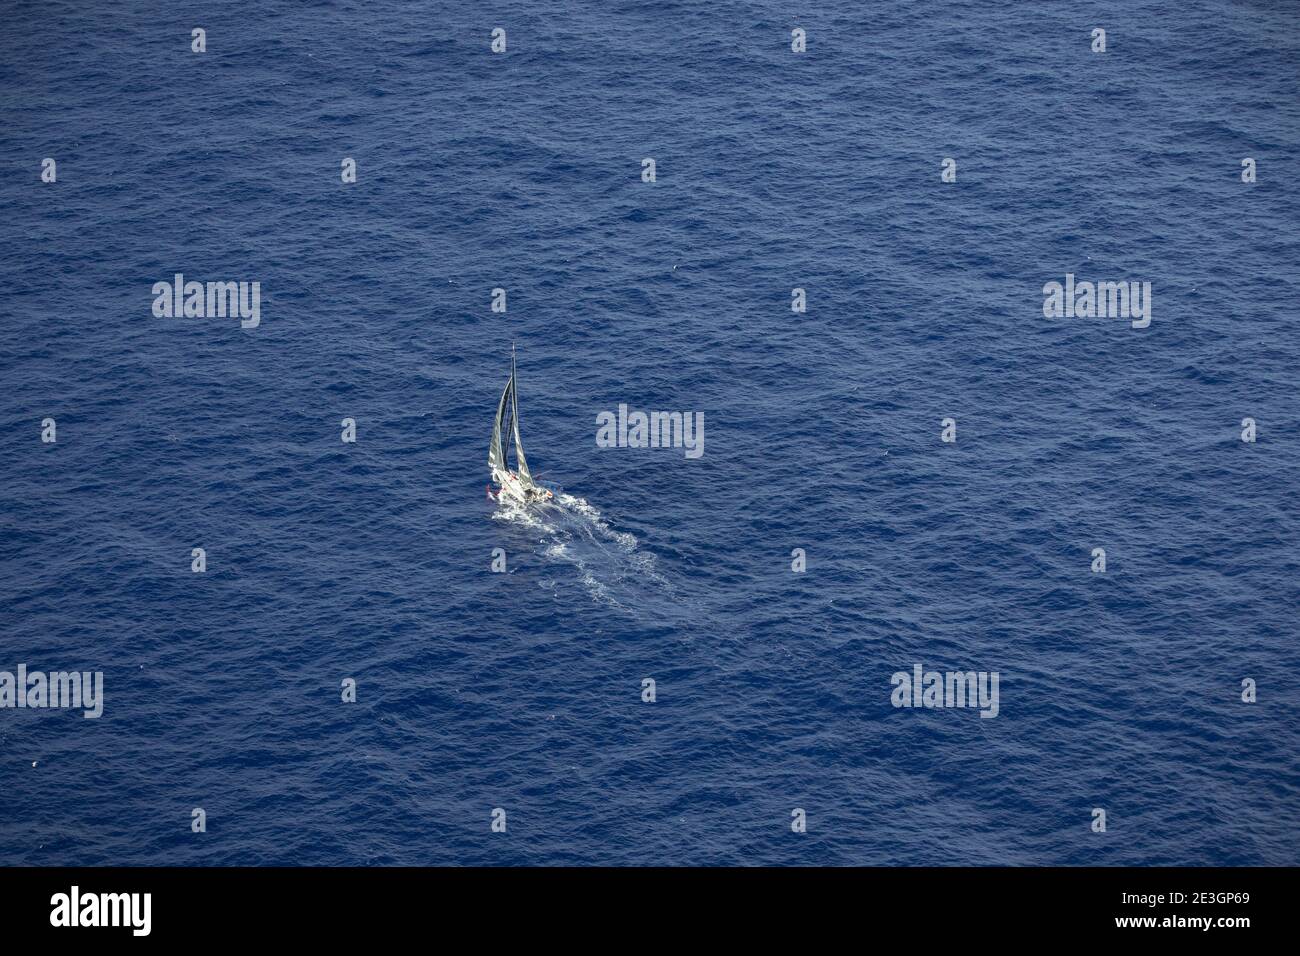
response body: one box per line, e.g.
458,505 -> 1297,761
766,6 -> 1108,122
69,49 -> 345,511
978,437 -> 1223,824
488,345 -> 554,504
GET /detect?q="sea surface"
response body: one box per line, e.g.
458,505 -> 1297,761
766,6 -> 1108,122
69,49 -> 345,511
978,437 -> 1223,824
1,0 -> 1298,865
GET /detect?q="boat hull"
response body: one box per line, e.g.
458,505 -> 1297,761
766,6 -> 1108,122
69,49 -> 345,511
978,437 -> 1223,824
491,467 -> 552,504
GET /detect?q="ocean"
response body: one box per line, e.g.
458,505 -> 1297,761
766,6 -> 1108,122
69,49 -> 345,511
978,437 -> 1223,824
1,0 -> 1298,865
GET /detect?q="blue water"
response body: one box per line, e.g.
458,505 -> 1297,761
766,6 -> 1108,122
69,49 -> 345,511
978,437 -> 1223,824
2,0 -> 1299,866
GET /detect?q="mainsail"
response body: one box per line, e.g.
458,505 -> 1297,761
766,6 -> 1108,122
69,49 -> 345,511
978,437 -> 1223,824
488,347 -> 536,489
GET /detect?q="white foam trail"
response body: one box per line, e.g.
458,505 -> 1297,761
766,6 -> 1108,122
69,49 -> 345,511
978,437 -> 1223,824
491,490 -> 671,608
556,493 -> 637,549
490,497 -> 551,531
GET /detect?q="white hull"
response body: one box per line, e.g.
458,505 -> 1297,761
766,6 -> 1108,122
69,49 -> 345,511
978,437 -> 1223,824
491,467 -> 551,504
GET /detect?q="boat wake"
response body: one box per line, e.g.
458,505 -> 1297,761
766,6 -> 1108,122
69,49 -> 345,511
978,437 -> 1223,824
491,492 -> 678,613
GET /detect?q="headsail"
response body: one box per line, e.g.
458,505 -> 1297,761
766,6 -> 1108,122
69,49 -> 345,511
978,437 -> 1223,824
488,373 -> 512,474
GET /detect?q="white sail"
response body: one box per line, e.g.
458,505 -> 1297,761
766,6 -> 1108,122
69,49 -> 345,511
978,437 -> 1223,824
488,375 -> 511,474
